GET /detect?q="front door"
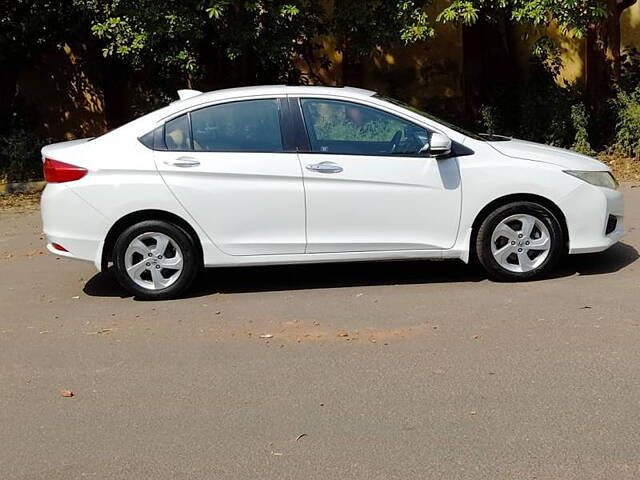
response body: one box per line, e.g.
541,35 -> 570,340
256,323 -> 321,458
296,98 -> 461,253
154,97 -> 305,256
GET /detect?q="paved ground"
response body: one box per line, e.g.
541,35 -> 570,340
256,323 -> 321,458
1,185 -> 639,480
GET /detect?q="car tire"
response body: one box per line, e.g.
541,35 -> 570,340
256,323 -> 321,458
476,201 -> 564,281
113,220 -> 199,300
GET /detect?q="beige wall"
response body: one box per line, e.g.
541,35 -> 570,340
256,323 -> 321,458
622,2 -> 640,47
550,2 -> 640,84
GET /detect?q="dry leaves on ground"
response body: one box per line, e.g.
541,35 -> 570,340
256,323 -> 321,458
0,192 -> 42,211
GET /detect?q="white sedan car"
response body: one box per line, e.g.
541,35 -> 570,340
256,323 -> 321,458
41,85 -> 624,299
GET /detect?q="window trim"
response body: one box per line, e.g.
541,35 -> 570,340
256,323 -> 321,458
294,97 -> 434,159
286,97 -> 311,153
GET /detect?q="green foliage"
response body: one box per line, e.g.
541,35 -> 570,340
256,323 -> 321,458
612,87 -> 640,158
0,1 -> 81,63
437,0 -> 608,38
469,46 -> 586,149
0,131 -> 47,182
73,0 -> 207,74
620,47 -> 640,94
332,0 -> 435,57
479,105 -> 499,136
570,104 -> 595,156
73,0 -> 327,83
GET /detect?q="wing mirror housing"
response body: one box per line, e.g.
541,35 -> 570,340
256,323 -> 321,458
421,132 -> 452,158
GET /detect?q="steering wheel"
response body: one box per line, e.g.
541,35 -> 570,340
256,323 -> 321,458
389,130 -> 402,153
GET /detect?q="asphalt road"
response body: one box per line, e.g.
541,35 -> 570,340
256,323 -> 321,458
1,185 -> 640,480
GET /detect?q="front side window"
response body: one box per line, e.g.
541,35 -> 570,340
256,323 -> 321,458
191,99 -> 283,152
300,99 -> 429,156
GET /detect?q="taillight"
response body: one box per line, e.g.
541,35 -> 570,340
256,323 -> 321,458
43,158 -> 88,183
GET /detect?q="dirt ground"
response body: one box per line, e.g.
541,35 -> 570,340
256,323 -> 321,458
1,184 -> 639,480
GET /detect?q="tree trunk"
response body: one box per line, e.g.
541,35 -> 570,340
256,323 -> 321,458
461,13 -> 521,124
99,58 -> 130,129
340,41 -> 364,87
0,65 -> 20,133
585,0 -> 636,105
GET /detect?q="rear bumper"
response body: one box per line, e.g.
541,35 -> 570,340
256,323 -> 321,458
41,183 -> 109,268
560,184 -> 624,254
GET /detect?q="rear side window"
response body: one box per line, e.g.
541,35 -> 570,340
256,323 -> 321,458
165,114 -> 193,151
191,99 -> 283,152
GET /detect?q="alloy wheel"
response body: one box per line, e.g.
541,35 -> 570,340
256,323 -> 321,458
124,232 -> 184,290
490,214 -> 551,273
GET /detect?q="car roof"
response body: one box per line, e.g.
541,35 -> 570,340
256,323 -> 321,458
115,85 -> 378,137
192,85 -> 376,102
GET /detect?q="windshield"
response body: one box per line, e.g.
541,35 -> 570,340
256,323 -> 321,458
374,94 -> 487,142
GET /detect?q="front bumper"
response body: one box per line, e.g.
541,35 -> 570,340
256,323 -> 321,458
559,184 -> 624,254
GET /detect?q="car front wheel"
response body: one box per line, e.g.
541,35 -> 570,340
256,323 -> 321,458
113,220 -> 199,300
476,201 -> 564,281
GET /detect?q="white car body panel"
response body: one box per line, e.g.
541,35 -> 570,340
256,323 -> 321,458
39,85 -> 625,274
154,149 -> 306,256
299,153 -> 461,253
487,138 -> 609,170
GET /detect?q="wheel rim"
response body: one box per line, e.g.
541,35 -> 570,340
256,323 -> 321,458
490,214 -> 551,273
124,232 -> 184,290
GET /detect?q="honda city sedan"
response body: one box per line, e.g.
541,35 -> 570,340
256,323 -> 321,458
40,85 -> 624,299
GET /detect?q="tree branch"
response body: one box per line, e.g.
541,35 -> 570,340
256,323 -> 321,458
617,0 -> 637,13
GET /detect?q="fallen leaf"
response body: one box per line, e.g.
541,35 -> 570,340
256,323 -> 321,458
338,331 -> 349,337
86,328 -> 113,335
60,390 -> 74,398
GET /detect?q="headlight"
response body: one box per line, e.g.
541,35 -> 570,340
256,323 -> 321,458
564,170 -> 619,190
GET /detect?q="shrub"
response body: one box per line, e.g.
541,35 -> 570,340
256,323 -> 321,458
479,105 -> 500,137
0,130 -> 46,183
612,87 -> 640,158
570,104 -> 595,156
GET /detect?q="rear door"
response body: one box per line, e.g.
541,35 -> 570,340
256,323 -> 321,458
294,97 -> 462,253
154,97 -> 306,256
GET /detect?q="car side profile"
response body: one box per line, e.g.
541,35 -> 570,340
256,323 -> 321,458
41,85 -> 624,299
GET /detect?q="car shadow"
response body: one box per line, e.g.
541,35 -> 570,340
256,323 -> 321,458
83,242 -> 639,300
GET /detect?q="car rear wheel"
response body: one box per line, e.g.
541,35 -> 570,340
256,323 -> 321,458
476,201 -> 564,281
113,220 -> 199,300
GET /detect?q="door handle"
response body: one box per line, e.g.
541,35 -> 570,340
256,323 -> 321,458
306,161 -> 343,174
164,156 -> 200,168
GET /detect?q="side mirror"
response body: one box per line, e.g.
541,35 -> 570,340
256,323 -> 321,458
421,132 -> 452,158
